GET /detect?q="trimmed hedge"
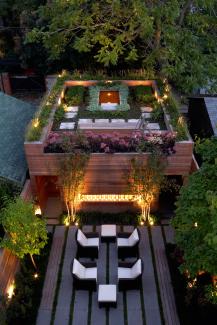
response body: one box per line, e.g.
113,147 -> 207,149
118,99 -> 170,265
64,86 -> 84,106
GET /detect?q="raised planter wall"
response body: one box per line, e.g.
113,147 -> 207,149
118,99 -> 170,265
25,140 -> 194,196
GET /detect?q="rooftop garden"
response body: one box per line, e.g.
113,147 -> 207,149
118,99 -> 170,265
25,72 -> 189,143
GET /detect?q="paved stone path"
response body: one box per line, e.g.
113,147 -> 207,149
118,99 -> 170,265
37,226 -> 65,325
36,224 -> 179,325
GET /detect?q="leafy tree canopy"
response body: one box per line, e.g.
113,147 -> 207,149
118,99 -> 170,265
172,137 -> 217,276
0,197 -> 47,265
26,0 -> 217,92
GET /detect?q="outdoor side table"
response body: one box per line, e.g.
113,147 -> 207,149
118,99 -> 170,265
101,224 -> 116,242
98,284 -> 117,308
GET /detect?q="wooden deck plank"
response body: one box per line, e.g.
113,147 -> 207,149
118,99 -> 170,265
37,226 -> 65,325
109,241 -> 124,325
127,290 -> 143,325
139,226 -> 162,325
91,228 -> 106,325
72,291 -> 89,325
54,226 -> 77,325
151,226 -> 180,325
164,225 -> 175,244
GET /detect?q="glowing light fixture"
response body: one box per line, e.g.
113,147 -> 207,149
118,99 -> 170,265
34,273 -> 39,279
107,92 -> 111,96
58,97 -> 61,105
7,282 -> 15,299
33,118 -> 39,128
80,194 -> 140,202
194,222 -> 198,228
35,206 -> 42,215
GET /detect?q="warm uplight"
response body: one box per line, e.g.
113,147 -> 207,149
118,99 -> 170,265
107,92 -> 111,96
35,206 -> 41,215
58,97 -> 61,105
64,218 -> 70,226
194,222 -> 198,228
149,220 -> 154,226
34,273 -> 39,279
140,221 -> 144,226
163,94 -> 168,99
75,221 -> 79,226
7,282 -> 15,299
106,80 -> 112,84
80,194 -> 140,202
33,118 -> 39,128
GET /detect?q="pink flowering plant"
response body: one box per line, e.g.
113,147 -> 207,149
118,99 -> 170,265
45,131 -> 176,155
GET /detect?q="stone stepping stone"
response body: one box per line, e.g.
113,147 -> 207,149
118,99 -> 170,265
127,119 -> 139,123
111,119 -> 125,123
66,106 -> 79,112
142,112 -> 151,118
140,106 -> 153,113
146,123 -> 160,130
65,112 -> 77,119
94,119 -> 110,123
78,119 -> 93,123
59,122 -> 75,130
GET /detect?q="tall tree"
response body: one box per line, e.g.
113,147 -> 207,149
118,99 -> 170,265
172,137 -> 217,278
128,153 -> 165,223
58,152 -> 89,223
0,197 -> 47,269
27,0 -> 217,92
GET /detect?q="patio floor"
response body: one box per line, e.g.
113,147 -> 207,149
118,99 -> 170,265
37,224 -> 179,325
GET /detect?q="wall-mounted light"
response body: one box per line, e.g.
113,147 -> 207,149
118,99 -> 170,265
7,281 -> 15,299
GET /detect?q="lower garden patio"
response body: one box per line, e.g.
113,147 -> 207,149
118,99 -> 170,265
36,223 -> 179,325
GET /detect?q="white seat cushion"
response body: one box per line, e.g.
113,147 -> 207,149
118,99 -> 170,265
128,229 -> 139,246
101,225 -> 116,237
117,237 -> 129,247
77,229 -> 88,246
98,284 -> 117,302
131,259 -> 142,278
85,267 -> 97,280
73,259 -> 86,278
118,267 -> 132,279
86,237 -> 99,248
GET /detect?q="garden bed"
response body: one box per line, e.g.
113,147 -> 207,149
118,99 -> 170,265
5,233 -> 53,325
166,243 -> 217,325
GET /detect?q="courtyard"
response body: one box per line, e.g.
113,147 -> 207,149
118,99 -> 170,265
37,223 -> 179,325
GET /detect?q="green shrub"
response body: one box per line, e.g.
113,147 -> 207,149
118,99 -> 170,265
54,105 -> 65,124
134,85 -> 154,103
76,211 -> 140,226
6,233 -> 52,325
65,86 -> 84,105
151,103 -> 164,122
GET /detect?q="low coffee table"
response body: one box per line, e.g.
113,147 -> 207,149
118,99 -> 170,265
101,224 -> 116,242
98,284 -> 117,308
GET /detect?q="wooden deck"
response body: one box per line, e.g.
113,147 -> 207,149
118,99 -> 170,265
36,224 -> 179,325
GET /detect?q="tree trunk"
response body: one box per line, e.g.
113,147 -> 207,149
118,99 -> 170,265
178,0 -> 194,26
30,254 -> 37,270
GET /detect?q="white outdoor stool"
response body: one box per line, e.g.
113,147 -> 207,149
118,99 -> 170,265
101,224 -> 116,242
98,284 -> 117,308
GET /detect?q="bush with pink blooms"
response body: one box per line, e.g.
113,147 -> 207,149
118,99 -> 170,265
44,131 -> 176,155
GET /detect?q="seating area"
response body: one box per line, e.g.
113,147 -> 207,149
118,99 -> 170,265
71,225 -> 142,308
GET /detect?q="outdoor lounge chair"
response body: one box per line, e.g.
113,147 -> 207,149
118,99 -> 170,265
117,228 -> 140,258
70,258 -> 97,291
76,229 -> 99,258
118,259 -> 143,290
